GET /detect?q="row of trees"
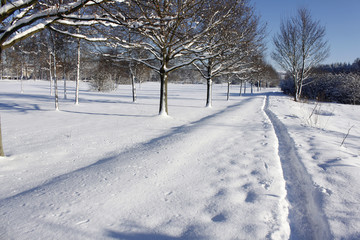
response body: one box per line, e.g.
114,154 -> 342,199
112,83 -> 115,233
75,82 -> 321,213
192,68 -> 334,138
0,0 -> 277,156
86,0 -> 271,114
315,58 -> 360,75
1,0 -> 275,112
0,31 -> 152,86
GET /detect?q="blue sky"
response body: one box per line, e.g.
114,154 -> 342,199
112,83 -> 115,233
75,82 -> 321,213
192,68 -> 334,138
252,0 -> 360,69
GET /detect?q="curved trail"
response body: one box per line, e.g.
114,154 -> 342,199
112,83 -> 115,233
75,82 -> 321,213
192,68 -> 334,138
263,93 -> 332,240
0,94 -> 289,239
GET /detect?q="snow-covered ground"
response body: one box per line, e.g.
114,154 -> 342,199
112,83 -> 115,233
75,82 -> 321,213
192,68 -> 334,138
0,80 -> 359,240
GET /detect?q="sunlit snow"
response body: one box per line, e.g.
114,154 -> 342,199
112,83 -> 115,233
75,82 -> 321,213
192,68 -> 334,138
0,80 -> 359,239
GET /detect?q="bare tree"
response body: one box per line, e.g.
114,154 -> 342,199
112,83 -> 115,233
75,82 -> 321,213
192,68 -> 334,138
100,0 -> 246,115
49,13 -> 109,104
0,0 -> 101,52
75,28 -> 81,104
259,63 -> 279,88
272,8 -> 329,101
193,0 -> 265,106
49,31 -> 60,110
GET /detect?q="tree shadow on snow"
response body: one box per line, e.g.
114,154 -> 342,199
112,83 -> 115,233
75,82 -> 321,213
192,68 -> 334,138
106,231 -> 182,240
0,96 -> 255,203
61,109 -> 156,118
142,97 -> 255,148
219,89 -> 285,98
0,93 -> 52,113
0,102 -> 45,113
105,225 -> 203,240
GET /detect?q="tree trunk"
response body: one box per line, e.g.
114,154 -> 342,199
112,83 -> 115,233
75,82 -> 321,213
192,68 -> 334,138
159,68 -> 168,115
206,63 -> 213,107
0,50 -> 4,157
131,74 -> 136,102
129,63 -> 136,102
227,81 -> 230,101
63,72 -> 67,100
49,53 -> 53,96
294,88 -> 300,101
297,78 -> 303,101
244,81 -> 246,94
206,77 -> 212,107
54,78 -> 59,110
20,77 -> 24,93
296,90 -> 300,102
165,72 -> 168,114
53,52 -> 59,111
20,62 -> 24,93
293,78 -> 299,102
25,64 -> 28,80
239,80 -> 243,96
75,34 -> 81,105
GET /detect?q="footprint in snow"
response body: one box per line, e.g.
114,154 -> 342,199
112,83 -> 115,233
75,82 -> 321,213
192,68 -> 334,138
319,187 -> 333,196
245,191 -> 258,203
242,183 -> 252,190
312,152 -> 321,160
214,188 -> 227,197
163,191 -> 173,202
264,162 -> 269,171
259,180 -> 271,190
211,213 -> 227,222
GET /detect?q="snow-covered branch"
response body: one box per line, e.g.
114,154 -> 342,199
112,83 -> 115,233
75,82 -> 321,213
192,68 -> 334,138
0,0 -> 105,51
0,0 -> 36,22
2,18 -> 56,49
49,26 -> 107,42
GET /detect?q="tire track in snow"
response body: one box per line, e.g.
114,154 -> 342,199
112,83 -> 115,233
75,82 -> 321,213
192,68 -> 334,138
263,93 -> 332,240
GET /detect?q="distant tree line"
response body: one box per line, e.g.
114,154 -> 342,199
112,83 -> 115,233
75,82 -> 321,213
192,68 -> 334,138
316,59 -> 360,74
0,33 -> 278,87
0,31 -> 152,85
281,58 -> 360,105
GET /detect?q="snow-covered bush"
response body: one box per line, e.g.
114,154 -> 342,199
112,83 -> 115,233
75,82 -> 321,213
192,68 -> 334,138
281,73 -> 360,105
90,73 -> 117,92
280,78 -> 295,97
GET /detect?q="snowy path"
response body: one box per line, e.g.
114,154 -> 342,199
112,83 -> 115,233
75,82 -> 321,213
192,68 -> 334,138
0,90 -> 289,239
263,93 -> 332,240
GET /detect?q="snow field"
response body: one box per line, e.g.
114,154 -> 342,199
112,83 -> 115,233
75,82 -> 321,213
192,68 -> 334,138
0,80 -> 289,239
0,80 -> 359,239
268,93 -> 360,239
